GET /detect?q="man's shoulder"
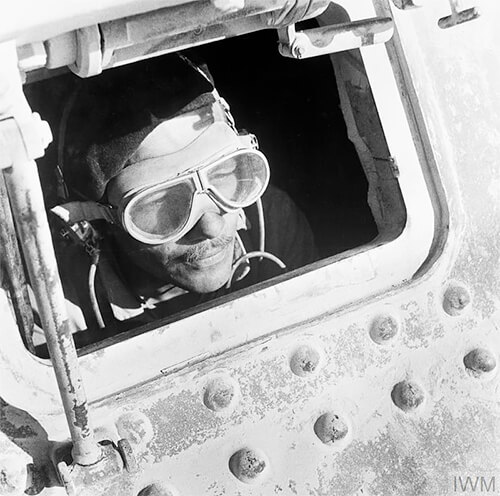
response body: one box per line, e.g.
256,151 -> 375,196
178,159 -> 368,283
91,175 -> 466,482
260,184 -> 296,216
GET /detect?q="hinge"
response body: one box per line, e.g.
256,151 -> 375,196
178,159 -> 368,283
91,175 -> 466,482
278,16 -> 394,59
0,113 -> 52,169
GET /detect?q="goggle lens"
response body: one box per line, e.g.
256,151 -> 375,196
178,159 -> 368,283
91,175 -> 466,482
206,152 -> 268,206
123,150 -> 269,244
126,181 -> 195,241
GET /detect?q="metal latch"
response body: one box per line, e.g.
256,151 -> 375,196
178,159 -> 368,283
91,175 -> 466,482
438,0 -> 480,29
391,0 -> 423,10
278,16 -> 394,59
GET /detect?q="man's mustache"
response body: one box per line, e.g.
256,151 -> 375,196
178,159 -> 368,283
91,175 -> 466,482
181,234 -> 234,264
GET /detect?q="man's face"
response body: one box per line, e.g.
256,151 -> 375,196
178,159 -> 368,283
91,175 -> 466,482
105,107 -> 256,294
106,123 -> 243,294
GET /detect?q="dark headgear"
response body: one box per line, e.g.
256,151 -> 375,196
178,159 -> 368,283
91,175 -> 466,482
62,54 -> 213,201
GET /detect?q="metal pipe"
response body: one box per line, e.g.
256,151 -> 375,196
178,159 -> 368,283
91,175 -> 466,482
0,41 -> 101,466
0,172 -> 35,354
3,159 -> 102,466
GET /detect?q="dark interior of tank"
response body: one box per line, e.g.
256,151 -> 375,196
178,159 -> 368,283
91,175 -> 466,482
23,24 -> 380,356
196,27 -> 378,257
27,24 -> 378,260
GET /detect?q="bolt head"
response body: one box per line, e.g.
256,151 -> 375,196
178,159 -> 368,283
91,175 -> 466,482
229,448 -> 269,484
464,348 -> 497,377
116,412 -> 153,448
443,284 -> 471,316
203,375 -> 239,412
314,413 -> 349,446
370,314 -> 399,344
391,380 -> 425,412
290,345 -> 321,377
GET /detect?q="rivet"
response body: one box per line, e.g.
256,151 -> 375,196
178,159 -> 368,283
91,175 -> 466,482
391,380 -> 425,412
116,412 -> 154,447
443,284 -> 471,316
369,314 -> 399,345
203,376 -> 239,412
464,348 -> 497,377
138,483 -> 178,496
229,448 -> 268,484
313,412 -> 349,446
290,345 -> 321,377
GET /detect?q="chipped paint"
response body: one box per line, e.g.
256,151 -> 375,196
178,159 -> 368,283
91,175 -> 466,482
0,0 -> 499,494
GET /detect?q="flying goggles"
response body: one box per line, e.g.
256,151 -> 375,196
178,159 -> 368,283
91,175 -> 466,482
52,122 -> 270,245
115,148 -> 269,244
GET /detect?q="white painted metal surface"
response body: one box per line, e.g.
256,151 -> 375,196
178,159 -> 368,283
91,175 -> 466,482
0,0 -> 499,494
0,0 -> 192,45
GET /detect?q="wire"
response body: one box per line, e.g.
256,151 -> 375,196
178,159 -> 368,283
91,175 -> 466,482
88,250 -> 105,329
226,250 -> 286,290
256,197 -> 265,253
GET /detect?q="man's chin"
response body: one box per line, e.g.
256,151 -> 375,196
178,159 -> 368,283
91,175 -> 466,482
170,252 -> 234,293
173,265 -> 232,293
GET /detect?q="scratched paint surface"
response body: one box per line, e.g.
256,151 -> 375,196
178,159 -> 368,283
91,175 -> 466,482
1,0 -> 500,495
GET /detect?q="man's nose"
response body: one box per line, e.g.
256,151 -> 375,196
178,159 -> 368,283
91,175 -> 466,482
192,211 -> 225,239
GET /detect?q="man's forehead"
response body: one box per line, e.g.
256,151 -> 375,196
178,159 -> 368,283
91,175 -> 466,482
128,98 -> 228,167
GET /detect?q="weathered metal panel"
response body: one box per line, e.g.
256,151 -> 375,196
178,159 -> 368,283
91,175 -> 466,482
1,0 -> 499,494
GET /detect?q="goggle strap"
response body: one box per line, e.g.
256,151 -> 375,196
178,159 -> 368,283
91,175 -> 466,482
51,201 -> 118,226
237,133 -> 259,150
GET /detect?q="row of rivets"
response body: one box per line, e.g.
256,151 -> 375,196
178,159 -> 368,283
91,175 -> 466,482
368,284 -> 472,347
134,347 -> 497,490
228,410 -> 350,485
134,283 -> 490,492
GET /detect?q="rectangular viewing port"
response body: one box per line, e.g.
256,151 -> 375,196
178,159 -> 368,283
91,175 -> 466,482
0,0 -> 435,406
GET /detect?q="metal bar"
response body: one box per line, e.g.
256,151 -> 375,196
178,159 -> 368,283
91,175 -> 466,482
438,6 -> 480,29
0,41 -> 101,466
117,0 -> 289,43
278,16 -> 394,59
0,172 -> 35,354
1,0 -> 199,45
101,14 -> 277,72
3,158 -> 102,466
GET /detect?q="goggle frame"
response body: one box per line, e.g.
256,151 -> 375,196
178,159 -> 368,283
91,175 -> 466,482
118,148 -> 270,245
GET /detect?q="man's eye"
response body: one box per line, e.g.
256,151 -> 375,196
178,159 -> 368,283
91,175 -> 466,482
210,171 -> 234,182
